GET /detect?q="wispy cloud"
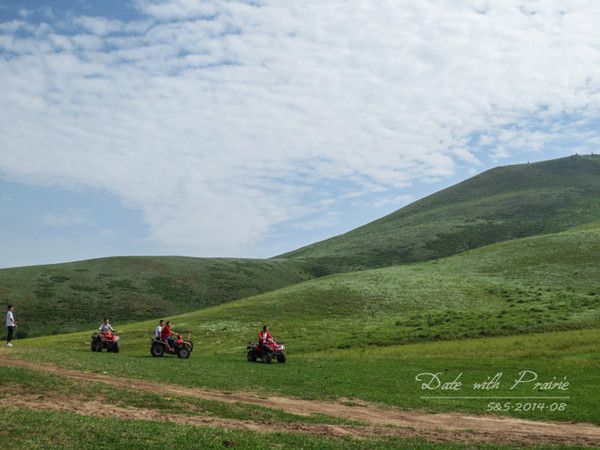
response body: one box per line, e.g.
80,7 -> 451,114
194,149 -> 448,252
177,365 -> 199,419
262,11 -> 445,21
71,16 -> 125,36
1,1 -> 599,256
134,0 -> 220,20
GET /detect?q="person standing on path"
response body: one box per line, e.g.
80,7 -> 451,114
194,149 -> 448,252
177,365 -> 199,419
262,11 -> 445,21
6,304 -> 16,347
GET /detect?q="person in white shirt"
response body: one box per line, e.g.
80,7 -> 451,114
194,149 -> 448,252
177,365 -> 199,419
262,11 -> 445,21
6,304 -> 16,347
154,320 -> 164,339
99,318 -> 113,334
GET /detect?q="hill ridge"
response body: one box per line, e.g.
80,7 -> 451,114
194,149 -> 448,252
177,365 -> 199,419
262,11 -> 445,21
280,154 -> 600,271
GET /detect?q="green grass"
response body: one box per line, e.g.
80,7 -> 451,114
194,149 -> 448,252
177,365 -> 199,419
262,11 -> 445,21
0,366 -> 360,426
7,327 -> 599,425
5,330 -> 595,448
2,337 -> 596,449
0,256 -> 315,338
283,155 -> 600,271
0,407 -> 523,450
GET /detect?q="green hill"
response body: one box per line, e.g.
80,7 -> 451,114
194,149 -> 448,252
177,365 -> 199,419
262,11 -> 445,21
281,154 -> 600,272
150,223 -> 600,351
0,256 -> 313,338
2,155 -> 599,338
18,222 -> 600,355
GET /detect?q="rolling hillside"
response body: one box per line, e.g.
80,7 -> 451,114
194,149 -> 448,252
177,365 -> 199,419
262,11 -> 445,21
19,223 -> 600,357
282,154 -> 600,271
139,222 -> 600,351
6,225 -> 599,425
2,154 -> 599,338
0,257 -> 313,338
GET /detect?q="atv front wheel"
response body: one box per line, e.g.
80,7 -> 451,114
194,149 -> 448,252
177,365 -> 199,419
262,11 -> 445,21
94,339 -> 103,352
177,347 -> 191,359
247,350 -> 257,362
151,343 -> 165,357
111,342 -> 120,353
261,352 -> 272,364
276,352 -> 286,364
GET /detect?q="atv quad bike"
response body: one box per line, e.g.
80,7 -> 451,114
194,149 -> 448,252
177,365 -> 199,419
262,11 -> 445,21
91,331 -> 120,353
247,341 -> 286,364
150,334 -> 193,359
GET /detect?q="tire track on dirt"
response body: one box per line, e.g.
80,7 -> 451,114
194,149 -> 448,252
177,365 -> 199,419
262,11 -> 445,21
1,357 -> 599,447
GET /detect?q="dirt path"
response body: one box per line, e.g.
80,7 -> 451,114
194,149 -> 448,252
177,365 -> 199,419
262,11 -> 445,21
0,393 -> 360,439
0,392 -> 560,446
1,356 -> 599,447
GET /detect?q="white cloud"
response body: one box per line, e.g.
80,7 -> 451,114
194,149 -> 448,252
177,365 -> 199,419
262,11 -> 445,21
134,0 -> 220,20
0,20 -> 32,33
1,1 -> 600,255
72,16 -> 124,36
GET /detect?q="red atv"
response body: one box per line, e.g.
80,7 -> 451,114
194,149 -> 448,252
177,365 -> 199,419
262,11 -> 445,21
247,341 -> 286,364
150,334 -> 193,359
91,331 -> 120,353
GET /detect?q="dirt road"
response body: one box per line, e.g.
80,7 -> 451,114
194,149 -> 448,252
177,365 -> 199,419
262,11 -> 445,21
1,357 -> 599,447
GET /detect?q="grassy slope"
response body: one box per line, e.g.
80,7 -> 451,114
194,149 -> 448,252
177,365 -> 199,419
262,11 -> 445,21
161,224 -> 600,351
6,225 -> 599,424
0,256 -> 314,338
282,155 -> 600,272
6,221 -> 600,351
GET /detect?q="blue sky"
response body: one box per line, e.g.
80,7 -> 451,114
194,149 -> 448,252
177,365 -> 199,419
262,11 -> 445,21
1,1 -> 599,268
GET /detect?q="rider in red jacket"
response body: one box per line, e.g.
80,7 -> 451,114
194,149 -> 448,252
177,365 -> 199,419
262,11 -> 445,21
161,321 -> 176,349
258,325 -> 274,350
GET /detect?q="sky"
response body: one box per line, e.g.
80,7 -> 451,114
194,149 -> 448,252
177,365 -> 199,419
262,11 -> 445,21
1,0 -> 600,268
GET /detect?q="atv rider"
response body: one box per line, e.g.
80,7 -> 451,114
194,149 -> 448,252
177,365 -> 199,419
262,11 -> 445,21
160,320 -> 176,350
99,318 -> 113,335
154,319 -> 164,339
259,325 -> 275,351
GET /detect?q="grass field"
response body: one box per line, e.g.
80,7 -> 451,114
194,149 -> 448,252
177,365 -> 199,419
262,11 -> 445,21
0,407 -> 515,450
3,328 -> 598,427
6,341 -> 588,449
